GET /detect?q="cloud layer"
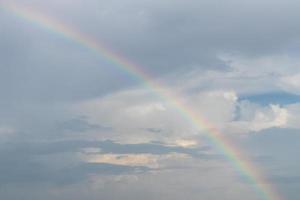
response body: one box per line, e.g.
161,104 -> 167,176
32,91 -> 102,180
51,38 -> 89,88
0,0 -> 300,199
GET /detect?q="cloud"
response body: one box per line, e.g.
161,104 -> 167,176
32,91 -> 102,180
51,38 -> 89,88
0,157 -> 148,186
76,87 -> 298,137
249,104 -> 288,131
55,117 -> 111,133
1,0 -> 300,199
84,153 -> 191,169
230,102 -> 300,131
4,139 -> 208,157
226,103 -> 289,134
280,73 -> 300,94
0,138 -> 215,186
173,139 -> 198,148
179,54 -> 300,97
284,103 -> 300,129
74,89 -> 242,143
0,126 -> 15,138
4,0 -> 300,78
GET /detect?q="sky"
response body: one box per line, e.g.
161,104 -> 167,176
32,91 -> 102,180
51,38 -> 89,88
0,0 -> 300,199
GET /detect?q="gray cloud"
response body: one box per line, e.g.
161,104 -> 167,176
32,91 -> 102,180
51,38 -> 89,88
1,139 -> 211,157
1,0 -> 300,106
55,117 -> 111,133
0,157 -> 148,186
0,138 -> 215,186
65,0 -> 300,73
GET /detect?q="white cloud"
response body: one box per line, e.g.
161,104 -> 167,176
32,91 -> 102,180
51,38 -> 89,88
226,103 -> 289,134
173,139 -> 198,148
73,89 -> 197,143
177,54 -> 300,96
284,103 -> 300,129
73,89 -> 243,143
73,85 -> 300,141
83,153 -> 190,169
279,73 -> 300,94
250,104 -> 288,131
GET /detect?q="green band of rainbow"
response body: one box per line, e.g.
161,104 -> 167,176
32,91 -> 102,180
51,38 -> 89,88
1,2 -> 282,200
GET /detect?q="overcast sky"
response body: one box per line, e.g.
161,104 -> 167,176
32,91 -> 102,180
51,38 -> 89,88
0,0 -> 300,199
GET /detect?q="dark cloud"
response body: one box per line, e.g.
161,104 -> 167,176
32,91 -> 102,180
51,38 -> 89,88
66,0 -> 300,73
0,157 -> 148,186
55,117 -> 111,133
143,128 -> 163,133
1,139 -> 211,157
1,0 -> 300,105
0,139 -> 215,186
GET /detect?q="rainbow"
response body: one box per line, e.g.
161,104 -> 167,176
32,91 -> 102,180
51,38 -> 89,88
1,2 -> 282,200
